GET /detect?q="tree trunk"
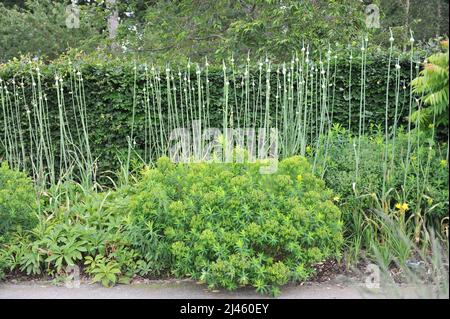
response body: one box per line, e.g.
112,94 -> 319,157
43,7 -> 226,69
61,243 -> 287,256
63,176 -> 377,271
106,0 -> 119,51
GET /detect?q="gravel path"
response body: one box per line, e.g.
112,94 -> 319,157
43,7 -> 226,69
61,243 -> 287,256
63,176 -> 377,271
0,276 -> 435,299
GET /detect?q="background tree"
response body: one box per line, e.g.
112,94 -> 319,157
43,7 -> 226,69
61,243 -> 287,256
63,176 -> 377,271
372,0 -> 449,49
132,0 -> 366,63
0,0 -> 103,62
0,0 -> 449,64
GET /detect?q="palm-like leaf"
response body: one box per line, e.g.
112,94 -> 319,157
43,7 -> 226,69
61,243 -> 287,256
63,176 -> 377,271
411,41 -> 449,126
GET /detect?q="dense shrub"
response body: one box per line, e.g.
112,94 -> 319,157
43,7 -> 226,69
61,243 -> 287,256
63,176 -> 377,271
2,156 -> 342,293
125,156 -> 343,295
0,162 -> 38,241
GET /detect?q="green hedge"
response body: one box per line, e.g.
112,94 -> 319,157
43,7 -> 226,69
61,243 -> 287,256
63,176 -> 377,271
0,51 -> 419,175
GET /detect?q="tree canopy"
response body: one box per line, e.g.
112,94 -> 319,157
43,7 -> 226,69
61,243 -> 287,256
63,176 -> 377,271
0,0 -> 448,63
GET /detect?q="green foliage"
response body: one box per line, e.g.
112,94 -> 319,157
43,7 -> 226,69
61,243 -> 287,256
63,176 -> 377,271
120,0 -> 449,63
0,0 -> 103,63
1,0 -> 448,64
371,0 -> 449,50
0,182 -> 139,284
0,249 -> 7,280
41,224 -> 89,272
411,40 -> 449,127
1,157 -> 342,294
4,187 -> 102,271
0,162 -> 38,240
0,1 -> 448,291
139,0 -> 365,63
124,156 -> 343,295
314,125 -> 449,247
84,255 -> 123,287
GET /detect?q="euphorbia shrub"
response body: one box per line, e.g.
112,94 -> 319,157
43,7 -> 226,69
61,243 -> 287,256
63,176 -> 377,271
126,156 -> 343,296
0,162 -> 38,241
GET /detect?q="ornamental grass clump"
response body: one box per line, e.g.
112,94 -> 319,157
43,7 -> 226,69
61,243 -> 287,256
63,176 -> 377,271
125,156 -> 343,296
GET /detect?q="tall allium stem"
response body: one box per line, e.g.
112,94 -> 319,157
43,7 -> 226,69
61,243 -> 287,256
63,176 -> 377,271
348,50 -> 353,131
125,63 -> 138,185
390,58 -> 402,173
356,37 -> 367,181
223,61 -> 229,161
403,31 -> 415,191
382,30 -> 394,198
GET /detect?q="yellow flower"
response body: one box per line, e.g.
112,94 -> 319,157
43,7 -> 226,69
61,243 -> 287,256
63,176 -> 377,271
333,196 -> 340,202
440,159 -> 447,168
395,202 -> 409,214
296,175 -> 303,183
